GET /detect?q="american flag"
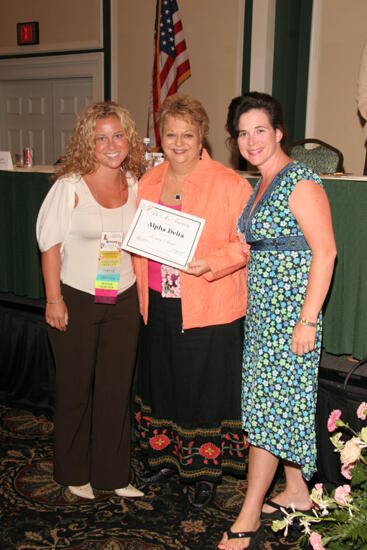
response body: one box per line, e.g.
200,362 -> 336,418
148,0 -> 191,148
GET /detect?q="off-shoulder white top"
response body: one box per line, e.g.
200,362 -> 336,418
36,173 -> 137,295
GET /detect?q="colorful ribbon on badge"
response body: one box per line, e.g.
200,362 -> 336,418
95,232 -> 123,304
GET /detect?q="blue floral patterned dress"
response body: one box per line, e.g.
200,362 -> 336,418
238,162 -> 323,480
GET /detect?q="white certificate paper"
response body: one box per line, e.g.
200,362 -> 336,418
122,199 -> 205,269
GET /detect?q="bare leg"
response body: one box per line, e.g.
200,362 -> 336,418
218,445 -> 279,550
262,460 -> 311,513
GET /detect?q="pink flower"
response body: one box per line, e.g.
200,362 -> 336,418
334,484 -> 352,505
314,483 -> 323,491
327,409 -> 342,432
357,402 -> 367,421
310,532 -> 326,550
341,463 -> 354,480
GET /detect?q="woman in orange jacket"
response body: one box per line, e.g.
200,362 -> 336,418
134,94 -> 252,508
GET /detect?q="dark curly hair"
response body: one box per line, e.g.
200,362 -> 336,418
226,92 -> 288,153
54,101 -> 146,179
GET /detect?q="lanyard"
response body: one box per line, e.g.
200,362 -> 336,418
93,173 -> 125,304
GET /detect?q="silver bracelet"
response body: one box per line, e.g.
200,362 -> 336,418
299,317 -> 316,328
46,296 -> 64,305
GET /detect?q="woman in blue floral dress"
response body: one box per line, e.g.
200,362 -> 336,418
219,93 -> 337,550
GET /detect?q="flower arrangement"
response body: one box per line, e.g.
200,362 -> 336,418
272,402 -> 367,549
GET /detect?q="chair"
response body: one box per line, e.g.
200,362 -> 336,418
289,138 -> 344,174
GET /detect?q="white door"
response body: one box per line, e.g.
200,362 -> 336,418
0,77 -> 93,165
0,79 -> 54,165
52,77 -> 93,163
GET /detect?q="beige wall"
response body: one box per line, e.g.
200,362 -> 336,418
0,0 -> 101,54
115,0 -> 244,166
312,0 -> 367,174
114,0 -> 156,138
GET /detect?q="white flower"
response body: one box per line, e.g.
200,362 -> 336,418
281,512 -> 294,537
299,517 -> 312,535
320,503 -> 330,517
340,437 -> 362,466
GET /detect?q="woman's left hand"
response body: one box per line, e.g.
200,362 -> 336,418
185,258 -> 210,276
291,323 -> 316,356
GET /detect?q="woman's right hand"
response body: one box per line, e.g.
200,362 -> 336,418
41,245 -> 68,331
291,322 -> 316,356
45,301 -> 69,331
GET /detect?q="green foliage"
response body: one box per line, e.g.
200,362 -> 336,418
274,404 -> 367,549
352,461 -> 367,487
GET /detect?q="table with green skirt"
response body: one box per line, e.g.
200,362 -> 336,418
0,168 -> 55,415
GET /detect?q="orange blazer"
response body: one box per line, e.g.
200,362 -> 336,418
133,149 -> 253,330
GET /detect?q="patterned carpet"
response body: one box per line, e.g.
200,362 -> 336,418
0,404 -> 305,549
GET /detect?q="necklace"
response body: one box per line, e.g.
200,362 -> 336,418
164,168 -> 185,204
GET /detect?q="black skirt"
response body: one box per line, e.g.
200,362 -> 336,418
135,289 -> 248,482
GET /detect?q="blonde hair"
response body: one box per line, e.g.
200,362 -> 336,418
157,94 -> 209,141
54,101 -> 146,179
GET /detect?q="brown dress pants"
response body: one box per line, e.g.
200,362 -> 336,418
48,283 -> 140,490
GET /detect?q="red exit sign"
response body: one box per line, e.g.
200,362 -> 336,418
17,22 -> 39,45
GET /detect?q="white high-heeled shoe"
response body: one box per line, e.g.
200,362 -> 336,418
114,483 -> 144,497
68,482 -> 95,500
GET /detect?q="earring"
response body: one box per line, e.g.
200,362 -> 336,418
199,147 -> 203,160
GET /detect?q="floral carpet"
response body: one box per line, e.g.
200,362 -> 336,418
0,404 -> 305,549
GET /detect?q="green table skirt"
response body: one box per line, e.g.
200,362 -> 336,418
0,170 -> 52,299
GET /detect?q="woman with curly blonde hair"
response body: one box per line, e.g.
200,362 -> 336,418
55,101 -> 145,180
36,101 -> 146,500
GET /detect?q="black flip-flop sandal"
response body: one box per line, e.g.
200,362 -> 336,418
226,523 -> 264,549
260,498 -> 285,521
261,498 -> 313,526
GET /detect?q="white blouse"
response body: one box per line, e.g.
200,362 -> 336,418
36,173 -> 137,295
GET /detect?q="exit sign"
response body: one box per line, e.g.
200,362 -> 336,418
17,22 -> 39,46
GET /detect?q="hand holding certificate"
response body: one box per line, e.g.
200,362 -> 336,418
122,199 -> 205,270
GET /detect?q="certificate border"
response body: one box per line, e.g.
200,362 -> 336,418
122,200 -> 205,269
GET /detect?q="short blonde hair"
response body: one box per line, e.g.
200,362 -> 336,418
157,94 -> 209,141
55,101 -> 146,179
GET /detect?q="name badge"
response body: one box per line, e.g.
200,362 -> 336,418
95,232 -> 123,304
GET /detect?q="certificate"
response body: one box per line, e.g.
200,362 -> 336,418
122,199 -> 205,269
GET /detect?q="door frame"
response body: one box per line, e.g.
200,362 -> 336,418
0,52 -> 104,101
